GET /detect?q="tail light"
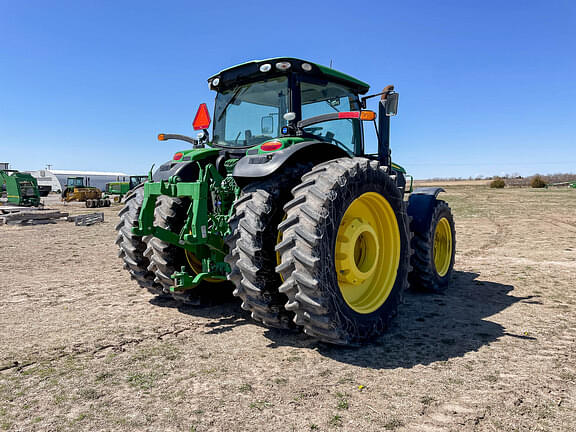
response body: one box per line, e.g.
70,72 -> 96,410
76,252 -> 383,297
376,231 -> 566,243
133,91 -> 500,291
260,141 -> 283,152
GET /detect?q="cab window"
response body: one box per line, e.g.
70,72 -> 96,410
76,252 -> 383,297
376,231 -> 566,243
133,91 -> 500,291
300,81 -> 362,154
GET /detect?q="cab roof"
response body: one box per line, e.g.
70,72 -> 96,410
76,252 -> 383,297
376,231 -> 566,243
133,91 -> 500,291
209,57 -> 370,94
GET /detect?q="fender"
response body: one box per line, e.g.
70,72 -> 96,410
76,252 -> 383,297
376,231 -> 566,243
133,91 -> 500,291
152,148 -> 220,182
233,140 -> 350,179
407,187 -> 445,233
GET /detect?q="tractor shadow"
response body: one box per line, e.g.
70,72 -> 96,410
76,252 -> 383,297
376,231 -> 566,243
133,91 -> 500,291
149,287 -> 254,335
264,270 -> 538,368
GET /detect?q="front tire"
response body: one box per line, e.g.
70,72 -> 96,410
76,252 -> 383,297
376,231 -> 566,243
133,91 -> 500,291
276,158 -> 411,345
409,201 -> 455,293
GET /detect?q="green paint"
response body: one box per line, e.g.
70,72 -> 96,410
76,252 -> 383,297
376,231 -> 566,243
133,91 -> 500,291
391,162 -> 406,174
172,147 -> 221,163
0,170 -> 41,206
314,63 -> 370,92
132,60 -> 413,294
133,161 -> 239,290
406,174 -> 414,193
171,266 -> 227,291
106,182 -> 130,195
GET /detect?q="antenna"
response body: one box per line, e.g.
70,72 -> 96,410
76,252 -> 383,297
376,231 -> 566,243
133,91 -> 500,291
329,59 -> 333,68
46,164 -> 52,170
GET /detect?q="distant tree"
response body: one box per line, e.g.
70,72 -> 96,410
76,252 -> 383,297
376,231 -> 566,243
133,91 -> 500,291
490,177 -> 506,188
530,175 -> 547,188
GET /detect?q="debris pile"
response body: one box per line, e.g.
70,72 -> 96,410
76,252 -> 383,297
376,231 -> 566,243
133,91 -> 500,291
0,207 -> 68,226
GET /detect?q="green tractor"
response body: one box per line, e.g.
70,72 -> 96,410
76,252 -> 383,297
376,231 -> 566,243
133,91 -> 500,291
105,175 -> 148,202
0,169 -> 41,207
116,58 -> 456,345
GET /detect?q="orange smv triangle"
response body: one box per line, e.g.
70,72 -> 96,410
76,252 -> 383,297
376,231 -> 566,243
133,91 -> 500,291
193,103 -> 211,130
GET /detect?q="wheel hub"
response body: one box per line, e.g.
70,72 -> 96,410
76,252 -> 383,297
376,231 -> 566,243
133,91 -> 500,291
335,217 -> 379,285
334,192 -> 401,314
433,217 -> 452,277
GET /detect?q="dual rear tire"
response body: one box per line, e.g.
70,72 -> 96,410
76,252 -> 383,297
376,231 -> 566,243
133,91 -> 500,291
115,186 -> 165,296
226,158 -> 412,345
116,190 -> 229,304
224,165 -> 311,329
227,158 -> 455,345
275,158 -> 411,345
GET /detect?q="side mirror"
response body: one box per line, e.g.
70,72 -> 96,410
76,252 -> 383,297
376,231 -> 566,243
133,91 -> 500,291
385,92 -> 399,116
193,103 -> 211,130
261,115 -> 274,134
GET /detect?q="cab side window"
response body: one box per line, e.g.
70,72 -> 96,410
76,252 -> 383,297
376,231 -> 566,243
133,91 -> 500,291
300,81 -> 362,154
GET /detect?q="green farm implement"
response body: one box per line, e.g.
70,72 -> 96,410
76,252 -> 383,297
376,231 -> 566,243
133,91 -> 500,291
550,181 -> 576,189
116,58 -> 456,345
0,169 -> 41,207
105,175 -> 148,202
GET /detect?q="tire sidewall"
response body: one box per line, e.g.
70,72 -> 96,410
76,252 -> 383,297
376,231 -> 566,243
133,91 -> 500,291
313,168 -> 410,336
430,203 -> 456,284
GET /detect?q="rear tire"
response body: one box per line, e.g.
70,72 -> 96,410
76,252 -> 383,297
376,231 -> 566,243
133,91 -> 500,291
145,196 -> 227,305
115,186 -> 165,296
224,165 -> 311,329
409,201 -> 455,293
276,158 -> 411,345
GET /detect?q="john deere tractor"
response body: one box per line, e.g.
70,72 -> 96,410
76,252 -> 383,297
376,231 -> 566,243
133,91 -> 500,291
105,175 -> 148,202
116,58 -> 456,345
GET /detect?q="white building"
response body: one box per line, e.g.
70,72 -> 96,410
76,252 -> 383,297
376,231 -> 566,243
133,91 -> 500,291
26,170 -> 62,193
28,169 -> 130,192
51,170 -> 130,191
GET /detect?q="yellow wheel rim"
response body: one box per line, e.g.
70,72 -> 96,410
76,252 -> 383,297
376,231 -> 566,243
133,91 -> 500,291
433,217 -> 452,277
334,192 -> 401,314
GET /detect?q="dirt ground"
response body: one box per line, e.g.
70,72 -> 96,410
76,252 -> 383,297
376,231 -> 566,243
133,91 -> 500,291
1,187 -> 575,432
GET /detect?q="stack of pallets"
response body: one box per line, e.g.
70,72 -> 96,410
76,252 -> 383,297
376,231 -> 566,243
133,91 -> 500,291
0,206 -> 69,225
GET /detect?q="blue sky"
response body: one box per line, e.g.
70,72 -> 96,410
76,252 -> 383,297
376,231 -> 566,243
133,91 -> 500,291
1,0 -> 574,179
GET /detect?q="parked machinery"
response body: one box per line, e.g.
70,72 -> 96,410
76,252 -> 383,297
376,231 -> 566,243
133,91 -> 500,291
105,175 -> 148,202
0,169 -> 41,207
61,177 -> 110,207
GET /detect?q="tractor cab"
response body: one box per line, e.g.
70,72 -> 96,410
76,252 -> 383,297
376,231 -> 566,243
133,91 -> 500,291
207,58 -> 370,156
66,177 -> 87,188
206,58 -> 385,158
129,175 -> 148,190
157,57 -> 401,185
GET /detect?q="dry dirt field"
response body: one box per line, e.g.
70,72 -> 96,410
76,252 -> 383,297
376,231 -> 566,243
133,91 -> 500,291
1,186 -> 575,432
